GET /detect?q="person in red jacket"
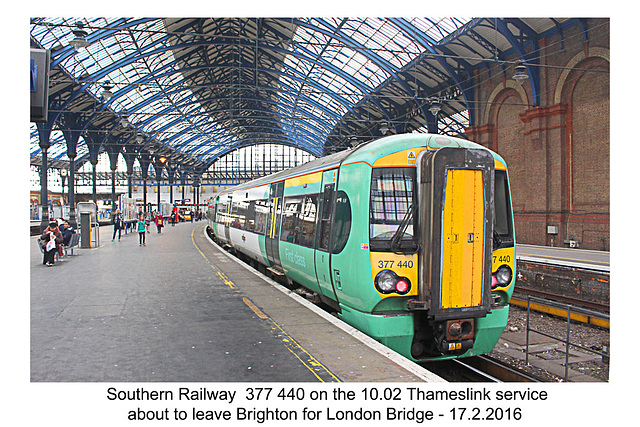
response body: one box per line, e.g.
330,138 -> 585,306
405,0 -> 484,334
154,211 -> 164,234
40,221 -> 63,266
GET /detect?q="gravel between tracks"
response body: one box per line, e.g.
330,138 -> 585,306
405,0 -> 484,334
490,305 -> 610,382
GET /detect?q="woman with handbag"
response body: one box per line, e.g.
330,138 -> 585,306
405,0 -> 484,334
41,221 -> 63,266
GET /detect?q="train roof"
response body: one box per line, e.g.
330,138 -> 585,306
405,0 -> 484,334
212,133 -> 502,198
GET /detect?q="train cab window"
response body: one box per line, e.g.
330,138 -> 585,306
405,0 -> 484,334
494,171 -> 514,248
281,195 -> 318,248
370,168 -> 418,252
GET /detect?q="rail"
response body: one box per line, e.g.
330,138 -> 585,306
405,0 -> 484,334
525,296 -> 610,381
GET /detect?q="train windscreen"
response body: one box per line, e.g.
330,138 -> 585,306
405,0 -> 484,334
369,167 -> 418,252
494,170 -> 514,248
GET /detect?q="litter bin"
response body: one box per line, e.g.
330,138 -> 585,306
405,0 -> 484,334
78,202 -> 98,248
80,212 -> 92,248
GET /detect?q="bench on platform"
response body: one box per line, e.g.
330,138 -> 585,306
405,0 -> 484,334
36,233 -> 80,261
64,233 -> 80,256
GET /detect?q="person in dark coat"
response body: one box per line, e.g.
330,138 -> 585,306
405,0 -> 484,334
41,221 -> 63,266
112,209 -> 124,241
60,221 -> 76,247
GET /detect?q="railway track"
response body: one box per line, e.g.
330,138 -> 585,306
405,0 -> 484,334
513,287 -> 609,313
420,355 -> 544,382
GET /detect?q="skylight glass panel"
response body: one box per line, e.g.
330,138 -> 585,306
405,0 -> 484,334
408,17 -> 471,43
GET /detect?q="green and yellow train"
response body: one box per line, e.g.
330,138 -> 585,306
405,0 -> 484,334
207,133 -> 515,361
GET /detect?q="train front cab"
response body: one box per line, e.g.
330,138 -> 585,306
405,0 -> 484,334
337,144 -> 515,362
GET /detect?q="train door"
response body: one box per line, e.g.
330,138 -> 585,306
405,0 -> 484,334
223,195 -> 232,243
314,169 -> 338,300
265,181 -> 284,270
415,147 -> 494,319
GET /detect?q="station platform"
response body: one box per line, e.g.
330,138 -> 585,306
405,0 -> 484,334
30,221 -> 442,383
517,243 -> 610,272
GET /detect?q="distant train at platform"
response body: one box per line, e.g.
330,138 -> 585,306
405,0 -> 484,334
206,133 -> 515,362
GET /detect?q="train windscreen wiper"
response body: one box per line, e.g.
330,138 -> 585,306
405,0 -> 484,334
390,203 -> 415,253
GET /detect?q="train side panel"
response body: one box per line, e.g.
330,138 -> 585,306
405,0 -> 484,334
278,172 -> 323,294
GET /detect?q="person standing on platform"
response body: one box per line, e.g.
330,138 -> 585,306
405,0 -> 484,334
145,211 -> 151,233
137,214 -> 147,246
112,209 -> 123,241
155,211 -> 164,233
40,221 -> 63,266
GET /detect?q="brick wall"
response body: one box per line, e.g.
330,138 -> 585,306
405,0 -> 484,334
467,18 -> 610,251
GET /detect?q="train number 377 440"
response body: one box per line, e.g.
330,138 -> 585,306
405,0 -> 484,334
377,260 -> 414,269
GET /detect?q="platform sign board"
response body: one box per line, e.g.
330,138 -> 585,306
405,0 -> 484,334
30,48 -> 50,123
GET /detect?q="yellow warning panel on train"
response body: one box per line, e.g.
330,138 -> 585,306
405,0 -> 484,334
441,169 -> 485,309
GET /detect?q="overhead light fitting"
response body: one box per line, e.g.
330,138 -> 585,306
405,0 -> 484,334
69,22 -> 90,50
136,133 -> 144,143
120,111 -> 130,128
102,81 -> 114,102
379,122 -> 389,136
428,98 -> 442,116
513,61 -> 529,85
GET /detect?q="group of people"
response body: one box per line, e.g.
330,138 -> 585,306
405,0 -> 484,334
135,210 -> 165,246
40,219 -> 76,266
111,209 -> 165,246
40,207 -> 198,265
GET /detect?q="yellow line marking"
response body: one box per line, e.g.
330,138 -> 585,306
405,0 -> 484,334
217,271 -> 236,289
192,226 -> 236,289
511,297 -> 610,329
195,225 -> 340,382
268,315 -> 342,383
192,226 -> 215,269
242,297 -> 268,319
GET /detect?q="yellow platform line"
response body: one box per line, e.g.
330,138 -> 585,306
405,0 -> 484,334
243,297 -> 268,319
191,225 -> 340,382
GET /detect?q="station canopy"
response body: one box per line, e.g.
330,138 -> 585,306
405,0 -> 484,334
30,18 -> 576,173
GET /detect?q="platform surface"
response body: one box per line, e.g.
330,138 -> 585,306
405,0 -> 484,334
517,244 -> 609,272
30,221 -> 441,383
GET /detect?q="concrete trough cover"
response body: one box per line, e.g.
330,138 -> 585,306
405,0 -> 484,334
500,331 -> 557,346
60,294 -> 127,318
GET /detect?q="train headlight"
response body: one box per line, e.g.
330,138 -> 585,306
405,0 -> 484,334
492,265 -> 513,288
375,270 -> 411,295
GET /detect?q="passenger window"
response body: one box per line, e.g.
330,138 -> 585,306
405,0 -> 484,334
245,201 -> 256,232
253,199 -> 269,234
281,195 -> 318,248
331,191 -> 351,254
230,200 -> 247,229
317,184 -> 334,251
216,199 -> 227,223
299,195 -> 318,248
281,197 -> 302,244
